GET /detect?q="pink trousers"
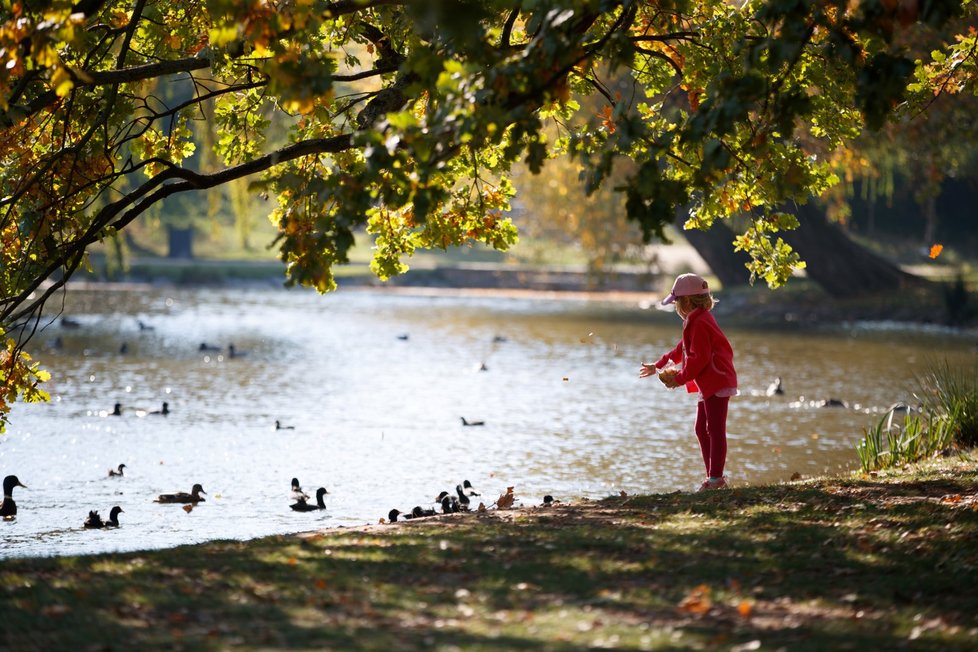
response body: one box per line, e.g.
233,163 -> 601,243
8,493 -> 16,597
694,394 -> 729,478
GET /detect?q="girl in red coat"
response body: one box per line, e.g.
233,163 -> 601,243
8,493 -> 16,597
639,273 -> 738,491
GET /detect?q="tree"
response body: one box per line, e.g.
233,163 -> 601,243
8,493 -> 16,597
1,0 -> 975,428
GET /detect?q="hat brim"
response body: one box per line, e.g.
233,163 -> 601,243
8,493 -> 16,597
660,293 -> 677,305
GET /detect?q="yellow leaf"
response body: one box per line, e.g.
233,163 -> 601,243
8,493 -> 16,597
928,243 -> 943,259
737,600 -> 753,618
52,67 -> 74,97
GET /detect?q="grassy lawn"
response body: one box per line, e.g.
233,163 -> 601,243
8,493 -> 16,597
3,453 -> 977,651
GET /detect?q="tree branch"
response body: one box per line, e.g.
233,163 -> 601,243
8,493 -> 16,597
2,134 -> 354,323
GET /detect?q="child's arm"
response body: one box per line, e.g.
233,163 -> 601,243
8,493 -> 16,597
672,326 -> 710,386
654,341 -> 683,369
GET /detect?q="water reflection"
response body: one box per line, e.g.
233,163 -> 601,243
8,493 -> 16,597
1,286 -> 974,559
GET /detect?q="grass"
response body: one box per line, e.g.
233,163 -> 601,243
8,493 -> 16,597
3,454 -> 978,651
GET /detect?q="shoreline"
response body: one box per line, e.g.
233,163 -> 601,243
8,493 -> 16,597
2,453 -> 976,650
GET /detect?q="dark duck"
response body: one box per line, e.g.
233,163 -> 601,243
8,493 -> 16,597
156,483 -> 206,504
462,480 -> 480,496
84,506 -> 124,528
1,475 -> 27,519
290,487 -> 328,511
108,463 -> 126,477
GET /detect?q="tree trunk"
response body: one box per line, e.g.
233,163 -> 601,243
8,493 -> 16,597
679,220 -> 753,288
781,202 -> 925,298
167,226 -> 194,259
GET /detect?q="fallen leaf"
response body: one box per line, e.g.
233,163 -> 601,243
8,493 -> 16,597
496,487 -> 515,510
942,494 -> 962,504
737,600 -> 753,618
477,502 -> 487,513
679,584 -> 712,614
790,472 -> 801,481
314,579 -> 327,590
929,243 -> 943,259
619,490 -> 628,497
182,504 -> 193,513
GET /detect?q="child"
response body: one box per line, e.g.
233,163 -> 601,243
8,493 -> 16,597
639,273 -> 737,491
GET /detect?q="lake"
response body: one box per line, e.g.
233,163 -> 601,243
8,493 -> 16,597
1,285 -> 974,559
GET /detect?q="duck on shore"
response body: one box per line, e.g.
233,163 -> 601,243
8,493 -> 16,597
1,475 -> 27,519
84,506 -> 124,528
290,487 -> 328,512
108,464 -> 126,477
156,483 -> 206,504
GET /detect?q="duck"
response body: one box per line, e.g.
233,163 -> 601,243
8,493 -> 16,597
155,483 -> 206,504
885,401 -> 921,431
119,342 -> 129,355
290,487 -> 328,512
436,491 -> 460,514
199,342 -> 221,352
462,480 -> 480,497
108,463 -> 126,477
818,398 -> 848,408
137,319 -> 155,331
411,505 -> 436,518
460,417 -> 485,426
290,478 -> 310,502
275,420 -> 295,430
455,484 -> 471,510
111,402 -> 123,416
61,316 -> 81,329
396,333 -> 409,341
1,475 -> 27,518
766,377 -> 784,396
149,402 -> 169,416
543,494 -> 556,506
228,344 -> 247,358
84,506 -> 124,529
388,508 -> 404,522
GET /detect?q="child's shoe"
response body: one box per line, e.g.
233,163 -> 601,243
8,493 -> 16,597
697,477 -> 728,492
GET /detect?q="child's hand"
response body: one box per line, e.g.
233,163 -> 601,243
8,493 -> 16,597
638,363 -> 657,378
658,367 -> 680,388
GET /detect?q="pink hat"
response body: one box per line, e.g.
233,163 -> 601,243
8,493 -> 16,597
661,273 -> 710,305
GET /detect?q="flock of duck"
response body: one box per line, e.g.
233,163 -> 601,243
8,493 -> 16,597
1,466 -> 333,528
388,480 -> 483,522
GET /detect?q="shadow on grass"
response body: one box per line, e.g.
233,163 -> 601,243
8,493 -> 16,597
2,470 -> 977,651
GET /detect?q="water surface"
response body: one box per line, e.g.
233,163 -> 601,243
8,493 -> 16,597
2,286 -> 974,559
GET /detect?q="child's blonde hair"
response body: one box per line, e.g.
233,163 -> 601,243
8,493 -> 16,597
676,293 -> 715,313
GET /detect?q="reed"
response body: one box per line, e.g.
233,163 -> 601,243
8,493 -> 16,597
924,360 -> 978,447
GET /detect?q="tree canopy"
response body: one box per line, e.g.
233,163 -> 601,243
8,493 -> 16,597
1,0 -> 977,427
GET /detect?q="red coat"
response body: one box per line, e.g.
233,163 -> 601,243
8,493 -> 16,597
655,308 -> 737,398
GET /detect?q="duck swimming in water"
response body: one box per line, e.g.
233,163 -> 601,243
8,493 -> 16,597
155,483 -> 206,504
84,506 -> 124,528
108,463 -> 126,477
290,477 -> 310,502
1,475 -> 27,519
149,402 -> 169,416
290,487 -> 328,512
766,377 -> 784,396
460,417 -> 485,426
